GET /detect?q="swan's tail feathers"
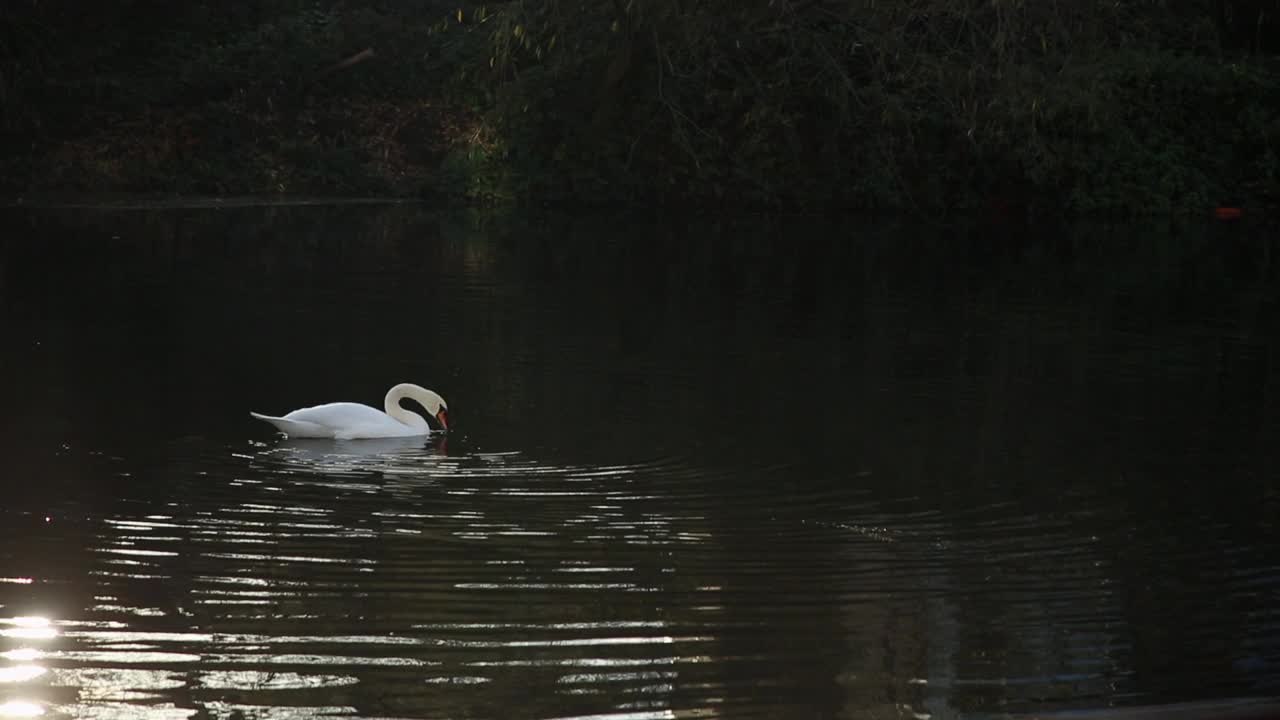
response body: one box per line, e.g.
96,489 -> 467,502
249,412 -> 330,438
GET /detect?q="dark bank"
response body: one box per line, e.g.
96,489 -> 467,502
1,1 -> 1278,213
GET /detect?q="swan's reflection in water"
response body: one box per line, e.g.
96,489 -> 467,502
268,434 -> 445,464
248,435 -> 449,489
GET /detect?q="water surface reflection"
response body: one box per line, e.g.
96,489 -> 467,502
0,206 -> 1277,718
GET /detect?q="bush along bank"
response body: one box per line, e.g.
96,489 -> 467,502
2,1 -> 1278,215
431,0 -> 1280,215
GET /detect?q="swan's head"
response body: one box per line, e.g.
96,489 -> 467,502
426,394 -> 449,432
389,383 -> 449,433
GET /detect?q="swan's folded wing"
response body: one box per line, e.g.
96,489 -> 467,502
251,402 -> 423,439
249,412 -> 333,438
284,402 -> 422,439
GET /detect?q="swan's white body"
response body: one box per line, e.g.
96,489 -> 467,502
251,383 -> 448,440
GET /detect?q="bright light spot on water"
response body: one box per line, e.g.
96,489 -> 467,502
0,629 -> 56,640
546,710 -> 674,720
558,670 -> 677,684
97,548 -> 179,558
199,670 -> 358,690
0,618 -> 56,641
202,702 -> 356,719
502,636 -> 701,648
56,651 -> 202,664
0,578 -> 33,585
1,650 -> 40,662
0,701 -> 43,717
423,675 -> 490,684
0,666 -> 46,683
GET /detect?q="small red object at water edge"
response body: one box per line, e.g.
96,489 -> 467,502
1213,206 -> 1243,220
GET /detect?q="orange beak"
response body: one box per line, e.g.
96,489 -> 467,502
435,409 -> 449,432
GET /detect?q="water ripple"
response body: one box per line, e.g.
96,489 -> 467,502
0,427 -> 1271,720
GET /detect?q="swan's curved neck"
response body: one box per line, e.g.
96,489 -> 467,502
384,385 -> 429,430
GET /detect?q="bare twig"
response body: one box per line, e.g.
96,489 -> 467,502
318,48 -> 375,78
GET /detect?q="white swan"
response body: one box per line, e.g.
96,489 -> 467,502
250,383 -> 448,439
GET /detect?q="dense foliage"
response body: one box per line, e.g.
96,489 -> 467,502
2,0 -> 1278,212
0,1 -> 460,194
439,0 -> 1280,211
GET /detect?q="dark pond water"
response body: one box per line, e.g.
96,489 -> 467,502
0,203 -> 1277,719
